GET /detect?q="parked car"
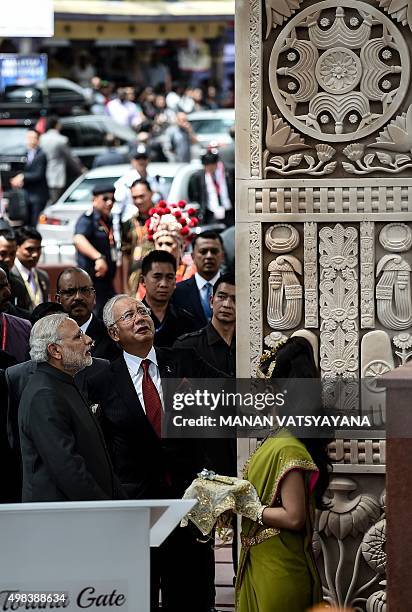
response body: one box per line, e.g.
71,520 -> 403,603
187,108 -> 235,157
0,78 -> 88,122
0,124 -> 29,190
59,115 -> 137,170
0,115 -> 137,191
38,161 -> 202,263
44,78 -> 89,116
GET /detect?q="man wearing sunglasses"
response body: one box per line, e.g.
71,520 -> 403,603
73,184 -> 118,317
56,267 -> 120,362
88,294 -> 225,612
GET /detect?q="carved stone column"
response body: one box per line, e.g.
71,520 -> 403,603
235,0 -> 412,607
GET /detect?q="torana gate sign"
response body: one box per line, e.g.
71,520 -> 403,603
233,1 -> 412,608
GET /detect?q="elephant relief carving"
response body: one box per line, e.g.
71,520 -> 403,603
376,254 -> 412,329
267,255 -> 303,329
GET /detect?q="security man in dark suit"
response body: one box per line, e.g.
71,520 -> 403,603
174,273 -> 236,376
18,313 -> 120,502
73,184 -> 117,318
56,267 -> 120,361
10,129 -> 49,226
141,250 -> 197,347
88,294 -> 225,612
172,230 -> 224,331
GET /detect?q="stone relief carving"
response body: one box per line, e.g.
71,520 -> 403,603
265,223 -> 300,252
304,222 -> 319,328
360,222 -> 375,329
268,2 -> 409,145
377,0 -> 412,31
252,183 -> 412,214
267,255 -> 303,329
379,222 -> 412,251
249,223 -> 263,376
316,477 -> 385,609
361,330 -> 393,428
264,0 -> 304,38
264,108 -> 309,154
392,332 -> 412,364
263,109 -> 337,177
319,225 -> 358,413
344,105 -> 412,174
328,440 -> 386,465
249,0 -> 261,177
376,254 -> 412,329
361,330 -> 394,378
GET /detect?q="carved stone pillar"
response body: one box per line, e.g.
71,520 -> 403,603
235,0 -> 412,607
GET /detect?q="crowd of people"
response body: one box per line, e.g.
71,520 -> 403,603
0,64 -> 330,610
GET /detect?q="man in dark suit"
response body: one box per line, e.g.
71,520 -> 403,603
56,267 -> 120,361
172,230 -> 224,331
18,313 -> 120,502
188,151 -> 233,226
10,129 -> 49,226
141,250 -> 197,347
89,294 -> 224,612
0,227 -> 32,312
0,267 -> 31,363
5,299 -> 109,502
11,226 -> 49,311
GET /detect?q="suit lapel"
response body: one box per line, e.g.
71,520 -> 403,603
112,357 -> 144,418
188,277 -> 207,326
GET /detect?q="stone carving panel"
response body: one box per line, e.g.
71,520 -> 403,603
251,182 -> 412,214
267,254 -> 303,329
319,224 -> 359,411
377,0 -> 412,31
264,0 -> 304,37
304,222 -> 319,328
376,254 -> 412,329
265,223 -> 300,252
268,1 -> 409,143
249,223 -> 263,376
360,222 -> 375,329
316,478 -> 386,609
250,0 -> 262,177
379,222 -> 412,251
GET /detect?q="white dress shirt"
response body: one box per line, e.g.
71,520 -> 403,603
79,314 -> 93,334
194,271 -> 220,293
123,347 -> 164,414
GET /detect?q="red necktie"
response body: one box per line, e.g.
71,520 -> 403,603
141,359 -> 162,437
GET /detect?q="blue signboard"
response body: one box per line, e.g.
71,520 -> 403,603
0,54 -> 47,91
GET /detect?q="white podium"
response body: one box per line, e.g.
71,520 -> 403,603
0,499 -> 195,611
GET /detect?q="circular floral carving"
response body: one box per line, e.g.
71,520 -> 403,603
379,223 -> 412,252
362,518 -> 386,574
392,332 -> 412,350
265,224 -> 300,253
269,1 -> 410,142
315,47 -> 361,94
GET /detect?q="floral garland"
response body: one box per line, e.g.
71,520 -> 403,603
256,337 -> 288,379
145,199 -> 199,244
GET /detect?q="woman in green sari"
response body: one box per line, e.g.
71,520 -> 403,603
236,336 -> 330,612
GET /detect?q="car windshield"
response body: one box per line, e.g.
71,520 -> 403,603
0,128 -> 27,154
65,174 -> 173,203
188,118 -> 234,135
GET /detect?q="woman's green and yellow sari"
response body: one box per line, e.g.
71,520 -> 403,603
235,430 -> 323,612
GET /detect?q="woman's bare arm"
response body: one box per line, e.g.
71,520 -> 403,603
260,470 -> 307,531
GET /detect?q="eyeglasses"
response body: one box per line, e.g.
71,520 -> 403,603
111,306 -> 151,327
58,286 -> 96,298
